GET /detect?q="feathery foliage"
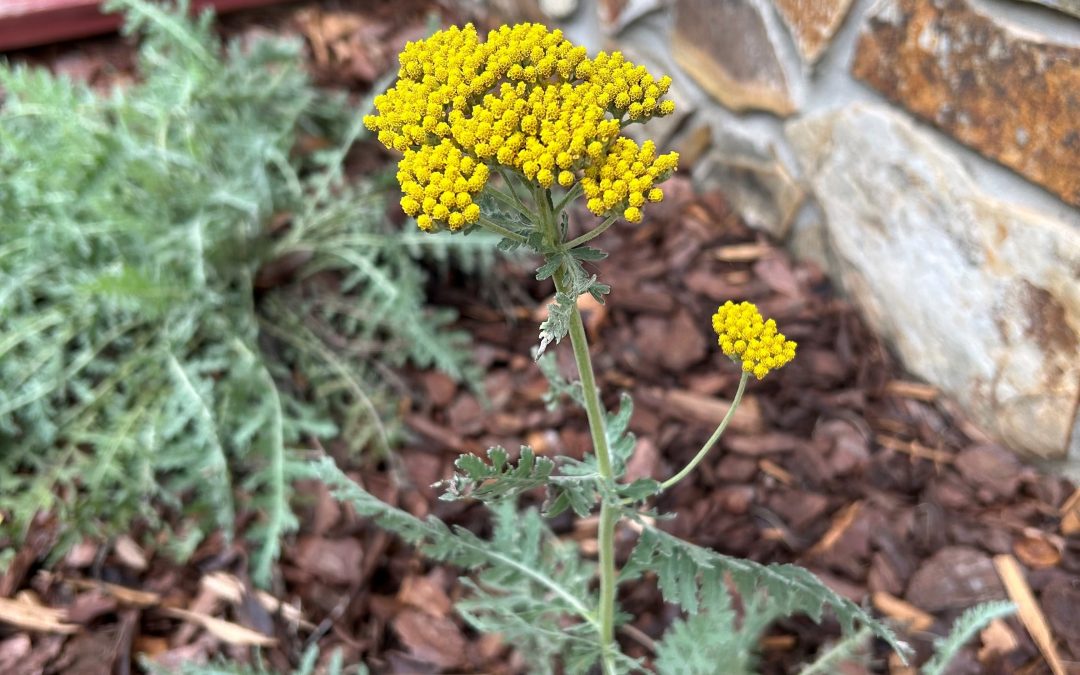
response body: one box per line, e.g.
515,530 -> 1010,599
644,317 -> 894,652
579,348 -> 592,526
923,601 -> 1015,675
308,457 -> 614,673
620,525 -> 908,656
0,0 -> 490,580
653,572 -> 780,675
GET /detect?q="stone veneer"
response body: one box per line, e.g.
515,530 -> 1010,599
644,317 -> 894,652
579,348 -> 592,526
544,0 -> 1080,465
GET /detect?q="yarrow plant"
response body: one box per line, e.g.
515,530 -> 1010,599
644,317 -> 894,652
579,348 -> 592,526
309,22 -> 920,674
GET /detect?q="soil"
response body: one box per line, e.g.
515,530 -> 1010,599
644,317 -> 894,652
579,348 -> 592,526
2,2 -> 1078,674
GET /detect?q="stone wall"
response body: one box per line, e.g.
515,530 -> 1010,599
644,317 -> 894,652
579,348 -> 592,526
542,0 -> 1080,464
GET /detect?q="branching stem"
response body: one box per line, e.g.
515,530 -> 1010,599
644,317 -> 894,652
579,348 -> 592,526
660,371 -> 750,492
566,213 -> 618,249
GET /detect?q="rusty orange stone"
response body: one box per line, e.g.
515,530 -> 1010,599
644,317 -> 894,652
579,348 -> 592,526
852,0 -> 1080,206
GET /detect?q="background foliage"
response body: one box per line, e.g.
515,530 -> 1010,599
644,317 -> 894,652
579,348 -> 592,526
0,0 -> 494,583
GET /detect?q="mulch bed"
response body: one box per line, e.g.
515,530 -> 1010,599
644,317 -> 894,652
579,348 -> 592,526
1,2 -> 1078,673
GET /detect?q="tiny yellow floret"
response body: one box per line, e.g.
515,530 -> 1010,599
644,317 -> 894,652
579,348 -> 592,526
711,301 -> 796,380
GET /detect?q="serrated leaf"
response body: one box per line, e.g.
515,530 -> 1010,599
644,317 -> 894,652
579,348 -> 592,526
437,446 -> 554,503
569,246 -> 608,261
618,479 -> 661,502
624,525 -> 910,660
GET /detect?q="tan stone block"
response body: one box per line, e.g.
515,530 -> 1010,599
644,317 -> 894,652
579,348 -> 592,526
672,0 -> 797,116
772,0 -> 856,64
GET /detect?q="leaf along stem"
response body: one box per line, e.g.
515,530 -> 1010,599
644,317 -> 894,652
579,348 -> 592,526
476,215 -> 528,244
659,371 -> 750,492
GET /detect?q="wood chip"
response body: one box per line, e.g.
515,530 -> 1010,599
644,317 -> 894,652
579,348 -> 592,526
993,554 -> 1065,675
807,501 -> 863,558
1059,487 -> 1080,536
872,591 -> 934,632
653,388 -> 762,433
160,607 -> 276,647
884,380 -> 939,401
979,618 -> 1019,662
876,434 -> 953,465
713,242 -> 772,262
0,595 -> 78,634
1012,535 -> 1061,569
58,576 -> 160,607
113,535 -> 148,571
758,458 -> 794,485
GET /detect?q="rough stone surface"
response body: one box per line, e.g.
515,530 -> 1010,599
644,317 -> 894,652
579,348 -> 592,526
787,103 -> 1080,460
772,0 -> 855,64
1016,0 -> 1080,19
672,0 -> 797,116
853,0 -> 1080,206
693,128 -> 804,238
598,0 -> 666,33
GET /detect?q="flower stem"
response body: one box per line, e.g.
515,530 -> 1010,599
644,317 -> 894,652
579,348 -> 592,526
556,270 -> 618,673
544,185 -> 617,673
659,371 -> 750,492
566,213 -> 618,249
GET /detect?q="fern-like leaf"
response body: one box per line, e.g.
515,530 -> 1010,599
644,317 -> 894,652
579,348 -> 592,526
307,457 -> 608,673
922,601 -> 1015,675
437,446 -> 555,502
622,525 -> 910,659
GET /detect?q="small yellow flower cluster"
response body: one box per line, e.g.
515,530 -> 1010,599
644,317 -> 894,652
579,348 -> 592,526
581,138 -> 677,222
712,301 -> 797,380
363,22 -> 679,231
396,139 -> 487,230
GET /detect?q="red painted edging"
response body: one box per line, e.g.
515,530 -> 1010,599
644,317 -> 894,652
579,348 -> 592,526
0,0 -> 289,52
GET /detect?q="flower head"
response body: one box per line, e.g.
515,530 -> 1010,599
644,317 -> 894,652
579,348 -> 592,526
712,301 -> 796,380
364,23 -> 679,231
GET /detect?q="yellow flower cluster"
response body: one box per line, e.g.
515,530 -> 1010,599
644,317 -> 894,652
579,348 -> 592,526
363,22 -> 679,231
581,138 -> 676,222
396,139 -> 486,231
712,301 -> 797,380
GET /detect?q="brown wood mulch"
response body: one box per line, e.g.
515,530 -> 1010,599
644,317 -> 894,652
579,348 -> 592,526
1,2 -> 1078,673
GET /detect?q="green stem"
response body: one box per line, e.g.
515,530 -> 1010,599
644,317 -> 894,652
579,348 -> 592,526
497,166 -> 528,210
488,185 -> 535,220
550,220 -> 617,674
659,371 -> 750,492
553,182 -> 583,214
566,213 -> 618,249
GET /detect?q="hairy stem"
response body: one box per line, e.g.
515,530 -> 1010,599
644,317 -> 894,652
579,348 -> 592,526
544,188 -> 617,673
566,212 -> 618,249
660,371 -> 749,492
